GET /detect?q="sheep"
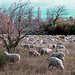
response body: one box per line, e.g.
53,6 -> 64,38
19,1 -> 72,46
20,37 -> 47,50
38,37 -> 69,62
62,38 -> 67,42
52,44 -> 56,48
71,70 -> 75,75
56,45 -> 69,54
47,57 -> 64,71
23,44 -> 30,49
28,50 -> 40,56
47,52 -> 65,62
41,48 -> 52,55
47,44 -> 56,49
29,43 -> 36,48
4,51 -> 21,63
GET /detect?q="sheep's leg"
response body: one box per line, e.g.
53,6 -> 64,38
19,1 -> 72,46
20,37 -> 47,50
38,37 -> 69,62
62,57 -> 65,62
59,65 -> 64,71
45,51 -> 47,55
18,58 -> 20,63
10,58 -> 14,62
47,53 -> 49,56
34,53 -> 36,57
48,64 -> 52,70
37,54 -> 39,56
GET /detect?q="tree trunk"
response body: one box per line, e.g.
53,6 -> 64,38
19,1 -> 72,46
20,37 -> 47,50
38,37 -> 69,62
53,14 -> 59,25
7,46 -> 15,53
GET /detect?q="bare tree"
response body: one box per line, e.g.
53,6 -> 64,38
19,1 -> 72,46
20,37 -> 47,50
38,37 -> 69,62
48,6 -> 67,25
37,6 -> 41,22
47,8 -> 50,24
0,0 -> 39,53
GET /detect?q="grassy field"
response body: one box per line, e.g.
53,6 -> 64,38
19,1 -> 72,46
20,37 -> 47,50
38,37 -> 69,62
0,41 -> 75,75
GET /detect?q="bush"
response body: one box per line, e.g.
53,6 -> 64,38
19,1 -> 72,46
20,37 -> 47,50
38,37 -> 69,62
43,23 -> 75,35
44,24 -> 56,35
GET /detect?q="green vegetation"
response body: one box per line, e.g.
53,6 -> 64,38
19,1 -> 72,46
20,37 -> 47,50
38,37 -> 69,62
42,23 -> 75,35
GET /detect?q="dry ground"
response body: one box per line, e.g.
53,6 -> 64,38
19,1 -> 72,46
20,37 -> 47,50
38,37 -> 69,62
0,40 -> 75,75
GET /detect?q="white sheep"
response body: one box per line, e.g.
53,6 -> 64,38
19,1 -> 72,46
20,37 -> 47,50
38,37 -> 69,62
71,70 -> 75,75
4,51 -> 21,63
41,48 -> 52,55
47,57 -> 64,71
47,44 -> 56,49
29,43 -> 36,48
47,52 -> 65,62
28,50 -> 40,56
56,45 -> 69,54
23,44 -> 30,49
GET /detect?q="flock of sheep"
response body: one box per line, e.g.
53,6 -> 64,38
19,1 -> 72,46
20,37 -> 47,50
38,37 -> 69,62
3,35 -> 75,73
27,42 -> 67,71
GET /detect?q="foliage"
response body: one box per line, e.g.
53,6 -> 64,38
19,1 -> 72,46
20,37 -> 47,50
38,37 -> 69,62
70,25 -> 75,34
43,23 -> 75,35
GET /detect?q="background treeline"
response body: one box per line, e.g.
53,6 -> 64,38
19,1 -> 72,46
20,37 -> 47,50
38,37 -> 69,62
32,23 -> 75,35
41,23 -> 75,35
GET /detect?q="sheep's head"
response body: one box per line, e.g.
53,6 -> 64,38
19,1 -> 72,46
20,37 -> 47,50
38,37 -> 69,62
60,65 -> 64,71
37,53 -> 40,56
53,45 -> 56,48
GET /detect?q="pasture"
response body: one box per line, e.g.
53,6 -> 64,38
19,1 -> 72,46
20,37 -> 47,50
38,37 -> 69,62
0,35 -> 75,75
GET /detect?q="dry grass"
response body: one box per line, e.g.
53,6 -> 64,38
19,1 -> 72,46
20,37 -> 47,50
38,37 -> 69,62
0,42 -> 75,75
